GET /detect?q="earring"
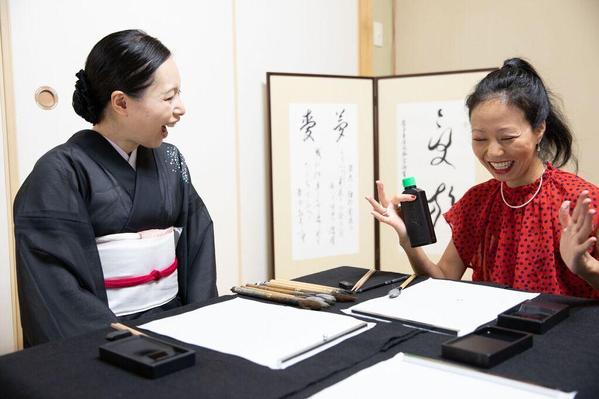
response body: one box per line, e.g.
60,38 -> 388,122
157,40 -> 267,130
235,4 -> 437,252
536,142 -> 541,153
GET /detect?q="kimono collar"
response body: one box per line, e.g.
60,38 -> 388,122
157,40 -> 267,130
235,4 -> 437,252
102,135 -> 138,170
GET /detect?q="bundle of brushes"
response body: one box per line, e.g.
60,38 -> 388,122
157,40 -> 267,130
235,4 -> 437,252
231,279 -> 356,310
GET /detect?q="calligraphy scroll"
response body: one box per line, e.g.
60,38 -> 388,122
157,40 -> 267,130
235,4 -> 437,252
396,100 -> 475,254
289,104 -> 359,260
377,69 -> 494,273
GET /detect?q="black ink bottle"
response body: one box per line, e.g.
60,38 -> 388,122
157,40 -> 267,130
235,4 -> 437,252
401,177 -> 437,247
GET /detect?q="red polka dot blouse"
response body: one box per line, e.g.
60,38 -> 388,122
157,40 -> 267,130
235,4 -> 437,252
444,163 -> 599,298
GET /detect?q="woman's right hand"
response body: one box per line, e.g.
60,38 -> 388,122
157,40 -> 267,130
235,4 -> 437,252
559,190 -> 598,279
365,180 -> 416,245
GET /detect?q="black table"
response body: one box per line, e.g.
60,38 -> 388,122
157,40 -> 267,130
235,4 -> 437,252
1,267 -> 598,398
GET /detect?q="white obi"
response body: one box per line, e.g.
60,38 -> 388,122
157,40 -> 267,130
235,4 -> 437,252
96,227 -> 182,316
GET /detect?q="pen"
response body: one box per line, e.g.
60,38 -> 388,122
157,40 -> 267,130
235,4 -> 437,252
356,275 -> 409,293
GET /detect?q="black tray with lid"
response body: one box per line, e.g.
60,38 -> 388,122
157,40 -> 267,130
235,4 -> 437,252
497,299 -> 569,334
99,334 -> 195,378
441,326 -> 533,368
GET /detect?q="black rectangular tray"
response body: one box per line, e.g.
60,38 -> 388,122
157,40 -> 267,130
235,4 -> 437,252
497,299 -> 569,334
441,326 -> 532,368
99,335 -> 195,378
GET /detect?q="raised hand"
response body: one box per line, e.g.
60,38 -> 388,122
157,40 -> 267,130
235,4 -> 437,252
559,190 -> 598,277
365,180 -> 416,244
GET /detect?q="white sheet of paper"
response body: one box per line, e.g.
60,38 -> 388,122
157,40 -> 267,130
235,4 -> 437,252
311,352 -> 575,398
348,278 -> 538,336
140,298 -> 371,369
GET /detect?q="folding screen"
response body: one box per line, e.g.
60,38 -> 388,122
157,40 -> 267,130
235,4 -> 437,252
268,69 -> 494,277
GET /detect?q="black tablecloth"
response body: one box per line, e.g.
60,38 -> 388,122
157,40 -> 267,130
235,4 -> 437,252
1,266 -> 598,398
298,267 -> 599,398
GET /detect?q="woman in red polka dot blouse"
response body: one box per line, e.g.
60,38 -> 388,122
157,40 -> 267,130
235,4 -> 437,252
367,58 -> 599,298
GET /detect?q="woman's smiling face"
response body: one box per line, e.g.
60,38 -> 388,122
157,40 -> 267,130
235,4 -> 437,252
121,57 -> 186,150
470,97 -> 545,187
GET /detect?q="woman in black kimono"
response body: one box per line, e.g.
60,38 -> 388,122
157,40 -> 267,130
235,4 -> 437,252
14,30 -> 217,346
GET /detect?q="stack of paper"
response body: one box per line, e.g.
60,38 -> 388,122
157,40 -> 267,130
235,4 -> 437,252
347,278 -> 538,336
140,298 -> 371,369
311,352 -> 575,398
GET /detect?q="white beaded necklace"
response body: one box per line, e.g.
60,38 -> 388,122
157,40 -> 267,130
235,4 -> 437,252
500,169 -> 545,209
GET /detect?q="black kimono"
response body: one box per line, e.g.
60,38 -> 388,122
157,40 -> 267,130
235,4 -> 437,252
14,130 -> 217,346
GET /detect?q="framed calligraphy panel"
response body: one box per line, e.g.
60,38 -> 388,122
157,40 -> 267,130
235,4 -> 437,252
268,73 -> 375,279
377,69 -> 495,274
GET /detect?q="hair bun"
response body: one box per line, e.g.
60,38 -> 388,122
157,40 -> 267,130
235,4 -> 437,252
502,58 -> 524,68
72,69 -> 100,124
502,57 -> 538,77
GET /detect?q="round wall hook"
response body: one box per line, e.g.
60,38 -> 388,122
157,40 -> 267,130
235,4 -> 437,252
34,86 -> 58,110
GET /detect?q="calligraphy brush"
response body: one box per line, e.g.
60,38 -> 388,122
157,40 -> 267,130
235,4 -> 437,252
388,274 -> 417,298
248,284 -> 336,305
259,282 -> 338,307
351,268 -> 375,292
269,279 -> 350,294
111,322 -> 147,337
231,286 -> 324,310
266,281 -> 356,302
247,285 -> 330,308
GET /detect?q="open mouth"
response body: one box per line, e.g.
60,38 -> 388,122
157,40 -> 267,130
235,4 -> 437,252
161,119 -> 180,139
489,160 -> 514,174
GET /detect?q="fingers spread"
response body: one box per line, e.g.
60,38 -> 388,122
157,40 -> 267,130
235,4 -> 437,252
370,210 -> 387,223
578,208 -> 596,238
365,196 -> 386,215
376,180 -> 389,208
573,199 -> 592,232
588,236 -> 598,250
559,201 -> 571,229
572,190 -> 590,224
577,236 -> 597,254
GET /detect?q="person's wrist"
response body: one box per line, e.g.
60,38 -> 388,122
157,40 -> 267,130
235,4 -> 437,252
398,235 -> 410,248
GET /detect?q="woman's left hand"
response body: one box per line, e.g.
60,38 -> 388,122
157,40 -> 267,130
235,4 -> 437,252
559,190 -> 598,278
365,180 -> 415,246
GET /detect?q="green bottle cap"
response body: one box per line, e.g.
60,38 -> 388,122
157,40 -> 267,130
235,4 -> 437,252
402,176 -> 416,188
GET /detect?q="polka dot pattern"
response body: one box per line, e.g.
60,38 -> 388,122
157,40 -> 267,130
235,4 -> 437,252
444,163 -> 599,298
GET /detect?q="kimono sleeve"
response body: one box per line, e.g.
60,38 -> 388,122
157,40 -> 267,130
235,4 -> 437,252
182,185 -> 218,302
14,151 -> 116,346
170,148 -> 217,304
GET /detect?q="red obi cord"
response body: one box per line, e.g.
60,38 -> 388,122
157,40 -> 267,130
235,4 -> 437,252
104,258 -> 178,289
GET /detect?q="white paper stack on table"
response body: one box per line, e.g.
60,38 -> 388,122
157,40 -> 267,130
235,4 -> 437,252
346,278 -> 539,336
140,297 -> 373,369
310,352 -> 575,398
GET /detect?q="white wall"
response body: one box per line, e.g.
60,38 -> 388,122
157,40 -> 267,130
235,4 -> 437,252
1,0 -> 359,352
235,0 -> 358,283
7,0 -> 239,298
